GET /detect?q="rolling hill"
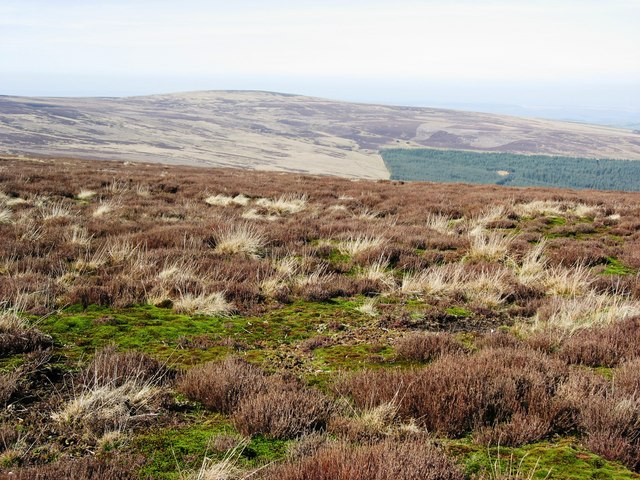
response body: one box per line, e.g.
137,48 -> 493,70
1,90 -> 640,179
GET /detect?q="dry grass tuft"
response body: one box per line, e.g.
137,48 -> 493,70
543,263 -> 593,297
336,235 -> 385,256
93,199 -> 119,217
173,292 -> 233,317
467,231 -> 514,262
255,194 -> 307,215
40,200 -> 75,220
77,189 -> 97,200
355,297 -> 378,316
533,292 -> 640,333
0,208 -> 12,224
425,212 -> 455,235
214,224 -> 266,258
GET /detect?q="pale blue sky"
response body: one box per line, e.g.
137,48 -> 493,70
1,0 -> 638,121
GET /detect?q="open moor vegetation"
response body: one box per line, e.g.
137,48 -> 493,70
1,155 -> 640,478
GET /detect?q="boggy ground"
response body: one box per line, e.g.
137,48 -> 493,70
2,155 -> 640,479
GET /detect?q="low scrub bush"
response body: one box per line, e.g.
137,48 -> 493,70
394,332 -> 466,362
259,438 -> 465,480
0,457 -> 141,480
178,356 -> 266,414
558,316 -> 640,367
336,347 -> 572,443
233,385 -> 333,439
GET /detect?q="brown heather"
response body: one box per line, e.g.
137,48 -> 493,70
3,155 -> 640,475
260,439 -> 465,480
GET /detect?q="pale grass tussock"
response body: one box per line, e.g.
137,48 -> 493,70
76,189 -> 97,200
205,194 -> 235,207
355,208 -> 381,221
295,265 -> 334,289
51,380 -> 160,432
214,224 -> 266,258
258,276 -> 288,298
5,197 -> 28,207
19,220 -> 43,242
468,205 -> 507,231
106,239 -> 141,264
533,292 -> 640,334
465,269 -> 510,307
514,199 -> 604,219
157,259 -> 199,283
0,208 -> 12,224
425,213 -> 455,235
512,240 -> 547,286
255,194 -> 307,215
467,231 -> 514,262
173,292 -> 233,317
351,401 -> 399,436
66,225 -> 93,246
400,263 -> 466,296
241,208 -> 279,222
0,306 -> 28,332
356,257 -> 395,288
187,441 -> 252,480
336,235 -> 385,256
513,200 -> 566,217
73,247 -> 109,272
106,179 -> 129,194
40,200 -> 75,220
93,199 -> 119,217
135,184 -> 151,197
356,297 -> 379,317
542,263 -> 593,297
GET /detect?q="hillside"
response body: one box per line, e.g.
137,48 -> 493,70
2,91 -> 640,179
2,155 -> 640,478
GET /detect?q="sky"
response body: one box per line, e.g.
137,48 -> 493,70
1,0 -> 639,123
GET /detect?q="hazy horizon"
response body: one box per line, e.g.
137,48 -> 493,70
1,0 -> 638,127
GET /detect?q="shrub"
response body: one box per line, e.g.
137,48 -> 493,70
0,457 -> 141,479
178,356 -> 266,414
259,438 -> 465,480
232,385 -> 333,439
336,347 -> 572,443
394,332 -> 466,362
558,317 -> 640,367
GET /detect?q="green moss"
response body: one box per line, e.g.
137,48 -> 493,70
311,343 -> 393,371
132,417 -> 289,479
450,438 -> 640,479
39,301 -> 367,366
547,216 -> 567,226
602,257 -> 637,276
446,306 -> 472,318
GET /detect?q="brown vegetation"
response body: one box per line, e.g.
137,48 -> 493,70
2,155 -> 640,477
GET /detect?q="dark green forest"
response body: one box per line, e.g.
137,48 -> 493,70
381,148 -> 640,191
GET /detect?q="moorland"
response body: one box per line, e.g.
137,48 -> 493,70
1,155 -> 640,479
2,91 -> 640,180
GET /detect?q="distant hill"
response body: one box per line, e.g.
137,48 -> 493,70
1,90 -> 640,179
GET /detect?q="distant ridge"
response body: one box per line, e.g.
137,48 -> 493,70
1,90 -> 640,178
